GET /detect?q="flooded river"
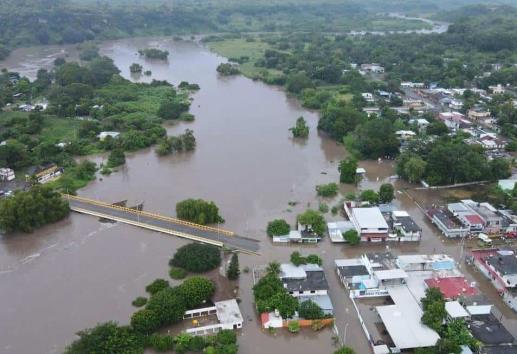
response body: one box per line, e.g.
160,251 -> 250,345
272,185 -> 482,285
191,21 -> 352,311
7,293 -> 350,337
0,38 -> 515,354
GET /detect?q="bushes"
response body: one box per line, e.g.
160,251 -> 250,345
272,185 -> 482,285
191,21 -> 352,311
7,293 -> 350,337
316,183 -> 338,197
291,252 -> 323,266
339,158 -> 358,184
297,209 -> 326,235
132,297 -> 148,307
343,229 -> 360,245
299,300 -> 324,320
226,253 -> 240,280
216,63 -> 240,76
146,287 -> 187,325
288,320 -> 300,333
147,334 -> 174,352
379,183 -> 395,203
145,279 -> 169,295
0,185 -> 70,233
176,198 -> 224,225
170,243 -> 221,273
107,148 -> 125,168
177,276 -> 215,309
289,116 -> 309,138
131,309 -> 161,335
169,267 -> 187,279
64,322 -> 144,354
266,219 -> 290,237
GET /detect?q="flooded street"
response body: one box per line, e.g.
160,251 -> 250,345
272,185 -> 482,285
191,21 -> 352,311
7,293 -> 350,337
0,38 -> 516,354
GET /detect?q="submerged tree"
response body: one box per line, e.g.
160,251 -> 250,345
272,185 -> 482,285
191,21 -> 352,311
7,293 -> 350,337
289,116 -> 309,138
227,253 -> 240,280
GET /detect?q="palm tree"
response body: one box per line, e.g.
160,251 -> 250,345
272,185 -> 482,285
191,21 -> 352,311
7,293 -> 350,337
265,261 -> 281,276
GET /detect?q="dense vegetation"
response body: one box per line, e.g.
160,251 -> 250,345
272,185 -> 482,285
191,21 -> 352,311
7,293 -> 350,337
138,48 -> 169,60
397,137 -> 510,185
289,116 -> 309,138
290,251 -> 322,266
226,252 -> 240,280
297,209 -> 326,235
169,243 -> 222,273
175,198 -> 225,225
65,275 -> 230,354
0,185 -> 69,232
315,183 -> 338,197
417,288 -> 479,353
0,0 -> 455,61
0,59 -> 196,190
266,219 -> 290,237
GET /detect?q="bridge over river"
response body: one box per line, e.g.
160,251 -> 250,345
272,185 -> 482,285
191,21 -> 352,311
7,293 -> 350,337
64,194 -> 260,254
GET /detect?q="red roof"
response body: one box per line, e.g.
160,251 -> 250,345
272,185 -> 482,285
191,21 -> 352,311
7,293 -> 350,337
425,276 -> 477,300
465,214 -> 484,225
260,312 -> 269,325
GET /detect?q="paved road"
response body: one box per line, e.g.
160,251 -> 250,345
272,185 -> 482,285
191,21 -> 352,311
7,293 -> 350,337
67,197 -> 260,254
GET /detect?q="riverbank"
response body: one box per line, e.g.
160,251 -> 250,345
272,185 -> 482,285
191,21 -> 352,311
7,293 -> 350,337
1,37 -> 516,354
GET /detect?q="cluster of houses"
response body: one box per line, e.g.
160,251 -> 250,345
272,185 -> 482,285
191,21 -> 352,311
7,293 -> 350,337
335,252 -> 516,353
329,201 -> 422,243
259,262 -> 334,329
427,199 -> 517,239
273,201 -> 423,244
468,248 -> 517,313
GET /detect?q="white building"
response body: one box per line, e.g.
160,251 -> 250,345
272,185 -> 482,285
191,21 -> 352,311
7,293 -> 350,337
97,131 -> 120,141
184,299 -> 243,336
345,204 -> 389,242
327,221 -> 355,243
361,92 -> 374,102
0,168 -> 15,181
489,84 -> 506,95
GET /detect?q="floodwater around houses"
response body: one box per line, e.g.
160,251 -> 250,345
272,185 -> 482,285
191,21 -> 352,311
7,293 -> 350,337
0,38 -> 516,354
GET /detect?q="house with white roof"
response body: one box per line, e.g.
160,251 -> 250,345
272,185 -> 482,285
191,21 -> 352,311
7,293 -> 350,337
344,203 -> 389,242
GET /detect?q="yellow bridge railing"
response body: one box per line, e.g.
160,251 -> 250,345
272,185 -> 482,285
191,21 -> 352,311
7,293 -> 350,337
63,194 -> 234,236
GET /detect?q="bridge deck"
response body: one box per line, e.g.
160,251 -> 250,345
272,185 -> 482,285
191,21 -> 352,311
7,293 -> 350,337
64,195 -> 260,254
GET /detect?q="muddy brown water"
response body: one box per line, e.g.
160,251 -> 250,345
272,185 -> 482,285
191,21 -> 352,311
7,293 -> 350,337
0,38 -> 516,354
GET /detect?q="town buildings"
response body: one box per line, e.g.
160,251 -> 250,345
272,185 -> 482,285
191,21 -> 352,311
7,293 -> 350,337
0,167 -> 15,181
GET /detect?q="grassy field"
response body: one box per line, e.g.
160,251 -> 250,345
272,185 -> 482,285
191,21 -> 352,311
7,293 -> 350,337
206,38 -> 282,78
41,117 -> 82,143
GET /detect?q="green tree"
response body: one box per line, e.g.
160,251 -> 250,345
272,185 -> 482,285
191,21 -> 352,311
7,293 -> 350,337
176,199 -> 224,225
354,119 -> 399,158
64,322 -> 144,354
421,287 -> 446,332
297,209 -> 326,235
286,72 -> 313,94
289,116 -> 309,138
266,219 -> 290,236
268,291 -> 299,318
288,320 -> 300,333
265,261 -> 281,276
146,287 -> 186,326
403,155 -> 427,183
334,347 -> 356,354
107,148 -> 125,168
145,279 -> 170,295
315,183 -> 338,197
360,189 -> 379,204
343,229 -> 360,245
379,183 -> 394,203
130,63 -> 143,73
169,243 -> 222,273
177,276 -> 215,309
339,158 -> 357,184
299,300 -> 324,319
227,253 -> 240,280
290,251 -> 306,266
157,99 -> 190,120
0,186 -> 70,233
130,309 -> 161,335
